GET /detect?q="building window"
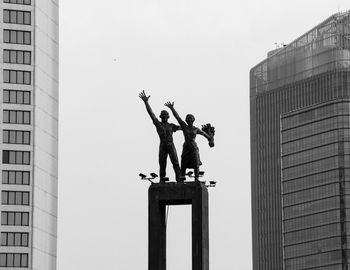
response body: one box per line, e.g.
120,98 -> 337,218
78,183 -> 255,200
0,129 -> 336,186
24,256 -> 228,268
0,253 -> 28,267
3,30 -> 31,45
2,150 -> 30,165
2,171 -> 30,185
3,130 -> 30,145
1,191 -> 29,206
3,90 -> 31,105
3,110 -> 30,124
4,0 -> 31,4
1,232 -> 28,247
4,50 -> 31,65
4,10 -> 31,25
1,212 -> 29,226
3,70 -> 31,85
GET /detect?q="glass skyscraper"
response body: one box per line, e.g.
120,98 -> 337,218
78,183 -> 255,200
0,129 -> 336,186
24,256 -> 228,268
250,12 -> 350,269
0,1 -> 58,269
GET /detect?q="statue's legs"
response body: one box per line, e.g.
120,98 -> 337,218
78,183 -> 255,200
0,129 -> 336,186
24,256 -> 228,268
168,144 -> 180,181
159,146 -> 167,181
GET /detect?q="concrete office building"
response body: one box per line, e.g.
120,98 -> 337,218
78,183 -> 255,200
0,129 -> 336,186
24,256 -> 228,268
250,12 -> 350,269
0,0 -> 58,269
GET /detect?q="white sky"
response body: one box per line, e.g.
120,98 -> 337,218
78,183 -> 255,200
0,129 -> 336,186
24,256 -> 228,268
58,1 -> 350,269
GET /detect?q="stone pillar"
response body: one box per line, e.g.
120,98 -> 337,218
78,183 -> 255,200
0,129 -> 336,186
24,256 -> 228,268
148,182 -> 209,270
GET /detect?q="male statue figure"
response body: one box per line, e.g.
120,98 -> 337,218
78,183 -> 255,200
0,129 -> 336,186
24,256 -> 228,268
139,90 -> 181,182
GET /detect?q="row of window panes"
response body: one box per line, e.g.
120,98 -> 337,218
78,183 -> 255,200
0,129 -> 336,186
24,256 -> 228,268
282,156 -> 338,180
0,253 -> 28,268
282,169 -> 341,193
283,182 -> 339,207
4,70 -> 30,85
4,50 -> 31,65
2,150 -> 30,165
4,10 -> 31,25
284,222 -> 341,245
3,90 -> 30,104
4,0 -> 31,4
3,110 -> 30,124
285,250 -> 342,269
282,115 -> 350,141
283,196 -> 340,219
1,191 -> 29,205
1,211 -> 29,226
283,143 -> 350,170
282,143 -> 343,168
1,232 -> 28,247
2,171 -> 29,185
345,209 -> 350,219
284,236 -> 341,259
281,102 -> 350,130
3,130 -> 30,145
282,129 -> 341,155
284,209 -> 340,232
4,29 -> 30,45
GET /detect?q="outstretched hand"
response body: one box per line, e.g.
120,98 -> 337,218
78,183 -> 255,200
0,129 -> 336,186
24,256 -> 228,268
139,90 -> 150,102
164,101 -> 174,109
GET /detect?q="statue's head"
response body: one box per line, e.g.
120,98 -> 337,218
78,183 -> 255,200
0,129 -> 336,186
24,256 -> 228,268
159,110 -> 169,121
185,114 -> 195,125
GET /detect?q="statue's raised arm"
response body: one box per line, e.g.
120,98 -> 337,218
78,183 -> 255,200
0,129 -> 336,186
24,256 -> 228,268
165,101 -> 187,129
139,90 -> 158,124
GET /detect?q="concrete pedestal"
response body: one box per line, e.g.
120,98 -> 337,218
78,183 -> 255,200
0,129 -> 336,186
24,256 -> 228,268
148,181 -> 209,270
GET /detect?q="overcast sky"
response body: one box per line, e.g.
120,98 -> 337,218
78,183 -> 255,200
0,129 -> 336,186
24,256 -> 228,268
58,1 -> 350,269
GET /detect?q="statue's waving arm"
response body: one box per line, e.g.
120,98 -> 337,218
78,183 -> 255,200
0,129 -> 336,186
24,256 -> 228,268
139,90 -> 158,124
165,101 -> 186,129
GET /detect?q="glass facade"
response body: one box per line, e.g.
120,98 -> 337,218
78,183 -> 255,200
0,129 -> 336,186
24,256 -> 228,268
281,101 -> 350,269
0,1 -> 58,269
250,12 -> 350,270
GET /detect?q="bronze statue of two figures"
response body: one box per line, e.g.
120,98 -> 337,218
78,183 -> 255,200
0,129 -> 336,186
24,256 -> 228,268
139,90 -> 215,183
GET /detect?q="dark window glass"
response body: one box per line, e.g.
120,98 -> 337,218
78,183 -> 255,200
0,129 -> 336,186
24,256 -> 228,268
3,50 -> 31,65
0,253 -> 29,267
22,233 -> 28,246
9,171 -> 15,184
4,0 -> 31,4
22,213 -> 28,226
3,90 -> 31,104
14,212 -> 21,225
2,151 -> 30,165
3,70 -> 31,84
7,253 -> 13,267
1,192 -> 7,205
2,171 -> 8,184
3,50 -> 9,62
3,110 -> 31,124
13,254 -> 20,267
14,234 -> 20,246
2,170 -> 30,185
3,10 -> 31,25
3,10 -> 9,22
0,254 -> 5,267
3,130 -> 30,145
3,29 -> 31,44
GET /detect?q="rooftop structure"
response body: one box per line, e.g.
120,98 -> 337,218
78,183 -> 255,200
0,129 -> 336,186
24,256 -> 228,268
250,12 -> 350,270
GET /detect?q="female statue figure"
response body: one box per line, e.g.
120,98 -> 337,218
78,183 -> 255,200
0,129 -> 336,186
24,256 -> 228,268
165,101 -> 215,181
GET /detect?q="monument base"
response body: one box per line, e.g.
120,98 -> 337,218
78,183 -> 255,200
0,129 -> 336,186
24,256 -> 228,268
148,181 -> 209,270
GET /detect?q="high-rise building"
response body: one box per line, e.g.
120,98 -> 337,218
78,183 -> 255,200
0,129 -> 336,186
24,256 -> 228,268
0,1 -> 58,269
250,12 -> 350,269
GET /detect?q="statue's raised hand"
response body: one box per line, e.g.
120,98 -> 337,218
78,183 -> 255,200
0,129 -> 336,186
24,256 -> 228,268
139,90 -> 150,102
164,101 -> 174,109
